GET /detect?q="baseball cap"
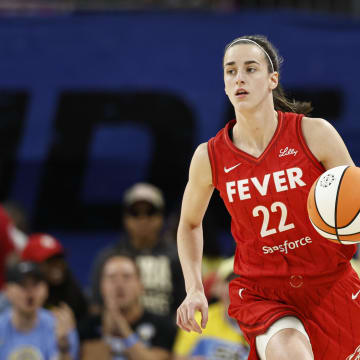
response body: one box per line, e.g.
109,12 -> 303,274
123,183 -> 165,210
6,261 -> 44,284
21,233 -> 64,263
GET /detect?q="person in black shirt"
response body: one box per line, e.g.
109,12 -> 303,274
90,183 -> 185,317
80,253 -> 177,360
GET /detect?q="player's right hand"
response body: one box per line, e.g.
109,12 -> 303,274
176,290 -> 208,334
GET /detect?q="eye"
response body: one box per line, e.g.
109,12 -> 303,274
247,67 -> 256,73
226,69 -> 236,75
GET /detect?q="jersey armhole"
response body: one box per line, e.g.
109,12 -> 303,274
296,114 -> 325,173
207,139 -> 218,188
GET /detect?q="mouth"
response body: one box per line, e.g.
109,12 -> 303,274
235,89 -> 249,97
26,296 -> 35,306
115,290 -> 125,298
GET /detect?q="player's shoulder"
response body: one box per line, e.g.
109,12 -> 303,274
301,116 -> 337,141
191,142 -> 211,166
194,142 -> 209,156
189,142 -> 213,186
301,116 -> 333,132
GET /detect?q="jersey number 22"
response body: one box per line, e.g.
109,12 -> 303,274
252,201 -> 294,237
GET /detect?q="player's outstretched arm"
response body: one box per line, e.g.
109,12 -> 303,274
176,143 -> 214,334
302,117 -> 355,170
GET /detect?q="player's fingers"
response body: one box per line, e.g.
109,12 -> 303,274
200,304 -> 208,329
177,307 -> 191,332
188,318 -> 202,334
180,308 -> 192,332
186,306 -> 202,334
176,315 -> 187,332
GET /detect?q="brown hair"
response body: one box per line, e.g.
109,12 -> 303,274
224,35 -> 313,115
101,252 -> 141,279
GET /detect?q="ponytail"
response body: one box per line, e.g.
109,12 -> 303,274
273,84 -> 313,115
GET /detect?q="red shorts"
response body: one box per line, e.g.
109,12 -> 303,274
228,264 -> 360,360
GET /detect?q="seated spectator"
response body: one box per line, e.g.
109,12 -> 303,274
80,254 -> 177,360
0,261 -> 79,359
90,183 -> 185,316
173,257 -> 250,360
21,233 -> 89,324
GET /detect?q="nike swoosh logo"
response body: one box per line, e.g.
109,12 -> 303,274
352,290 -> 360,300
239,288 -> 246,299
224,163 -> 241,173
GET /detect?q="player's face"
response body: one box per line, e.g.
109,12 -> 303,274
6,277 -> 48,316
101,257 -> 142,311
223,44 -> 278,112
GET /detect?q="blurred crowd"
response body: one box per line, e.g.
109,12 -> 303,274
1,181 -> 359,359
0,182 -> 253,360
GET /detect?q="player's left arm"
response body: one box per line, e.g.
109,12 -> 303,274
301,117 -> 355,170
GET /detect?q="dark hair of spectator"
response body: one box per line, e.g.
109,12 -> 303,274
101,252 -> 141,278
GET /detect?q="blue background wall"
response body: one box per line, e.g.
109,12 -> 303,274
0,10 -> 359,287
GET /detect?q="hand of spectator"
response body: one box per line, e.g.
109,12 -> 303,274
176,290 -> 208,334
102,298 -> 132,338
52,302 -> 75,351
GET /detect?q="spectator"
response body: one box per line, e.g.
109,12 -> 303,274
80,254 -> 177,360
90,183 -> 185,316
0,261 -> 79,359
21,233 -> 89,324
173,257 -> 250,360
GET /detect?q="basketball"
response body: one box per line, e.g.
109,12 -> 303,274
307,165 -> 360,244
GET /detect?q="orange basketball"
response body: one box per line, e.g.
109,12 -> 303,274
307,165 -> 360,244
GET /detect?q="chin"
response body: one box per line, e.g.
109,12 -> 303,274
235,102 -> 257,113
19,307 -> 38,317
49,278 -> 64,286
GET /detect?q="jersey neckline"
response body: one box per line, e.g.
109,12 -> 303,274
224,110 -> 283,163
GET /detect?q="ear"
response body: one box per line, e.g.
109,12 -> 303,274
269,71 -> 279,90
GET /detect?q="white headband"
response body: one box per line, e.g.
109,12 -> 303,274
227,38 -> 275,72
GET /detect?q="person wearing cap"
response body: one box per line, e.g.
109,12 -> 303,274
173,257 -> 249,360
21,233 -> 89,325
0,261 -> 79,360
90,183 -> 185,317
80,253 -> 177,360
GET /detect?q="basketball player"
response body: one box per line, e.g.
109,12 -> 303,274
176,35 -> 360,360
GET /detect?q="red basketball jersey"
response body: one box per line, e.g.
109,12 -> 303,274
207,111 -> 356,281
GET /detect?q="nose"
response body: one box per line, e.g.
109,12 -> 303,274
235,69 -> 245,85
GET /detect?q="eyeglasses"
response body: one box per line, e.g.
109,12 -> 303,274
126,208 -> 161,218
